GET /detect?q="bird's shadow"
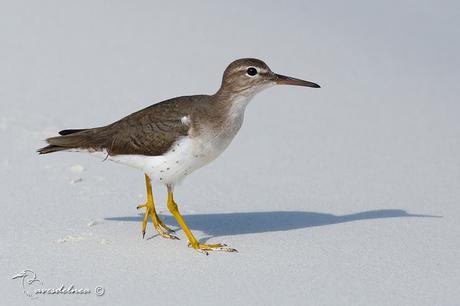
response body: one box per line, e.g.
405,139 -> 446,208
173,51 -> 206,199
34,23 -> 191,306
105,209 -> 441,242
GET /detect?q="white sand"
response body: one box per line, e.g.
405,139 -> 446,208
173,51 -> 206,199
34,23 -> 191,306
1,1 -> 459,305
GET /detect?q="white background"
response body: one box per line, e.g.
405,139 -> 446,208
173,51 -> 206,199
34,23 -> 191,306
1,1 -> 459,305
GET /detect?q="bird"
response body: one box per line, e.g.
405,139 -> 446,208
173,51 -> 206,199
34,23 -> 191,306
38,58 -> 320,254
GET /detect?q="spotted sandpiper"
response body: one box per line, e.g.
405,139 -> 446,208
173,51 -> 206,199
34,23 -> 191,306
38,58 -> 320,254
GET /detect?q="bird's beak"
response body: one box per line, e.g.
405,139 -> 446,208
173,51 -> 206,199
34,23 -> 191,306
275,73 -> 320,88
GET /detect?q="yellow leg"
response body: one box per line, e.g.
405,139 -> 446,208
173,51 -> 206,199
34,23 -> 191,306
137,175 -> 178,240
166,185 -> 237,255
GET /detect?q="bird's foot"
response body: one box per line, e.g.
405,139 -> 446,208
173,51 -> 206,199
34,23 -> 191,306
187,242 -> 238,255
137,203 -> 178,240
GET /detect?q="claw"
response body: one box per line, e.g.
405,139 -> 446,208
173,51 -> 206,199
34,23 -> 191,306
197,249 -> 209,256
138,202 -> 179,240
187,242 -> 238,254
154,224 -> 179,240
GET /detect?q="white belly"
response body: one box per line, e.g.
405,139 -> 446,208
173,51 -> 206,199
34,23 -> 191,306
86,105 -> 247,185
106,131 -> 236,185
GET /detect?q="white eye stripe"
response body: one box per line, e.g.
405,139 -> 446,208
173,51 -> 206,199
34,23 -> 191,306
236,66 -> 249,72
234,66 -> 269,76
236,66 -> 266,72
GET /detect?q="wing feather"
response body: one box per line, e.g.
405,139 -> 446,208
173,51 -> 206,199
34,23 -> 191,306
38,95 -> 209,156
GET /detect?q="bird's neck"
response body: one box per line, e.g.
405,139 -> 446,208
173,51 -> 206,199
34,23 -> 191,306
214,89 -> 256,121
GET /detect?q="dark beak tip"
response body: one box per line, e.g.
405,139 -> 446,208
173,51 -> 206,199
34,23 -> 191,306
275,73 -> 320,88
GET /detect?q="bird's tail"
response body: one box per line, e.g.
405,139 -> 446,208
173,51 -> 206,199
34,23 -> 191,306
37,128 -> 99,154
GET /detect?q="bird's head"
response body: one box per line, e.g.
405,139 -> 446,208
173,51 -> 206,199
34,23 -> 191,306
218,58 -> 320,97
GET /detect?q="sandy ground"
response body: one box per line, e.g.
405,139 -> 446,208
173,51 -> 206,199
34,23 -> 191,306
1,1 -> 459,305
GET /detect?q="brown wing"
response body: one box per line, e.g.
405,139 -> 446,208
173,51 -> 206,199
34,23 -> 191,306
38,95 -> 207,156
103,99 -> 192,155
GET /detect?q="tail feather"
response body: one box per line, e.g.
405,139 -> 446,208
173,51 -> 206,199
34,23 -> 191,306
59,128 -> 88,136
37,145 -> 67,154
37,128 -> 107,155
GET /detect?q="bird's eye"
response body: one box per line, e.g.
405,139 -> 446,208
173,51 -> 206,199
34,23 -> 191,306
246,67 -> 258,76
